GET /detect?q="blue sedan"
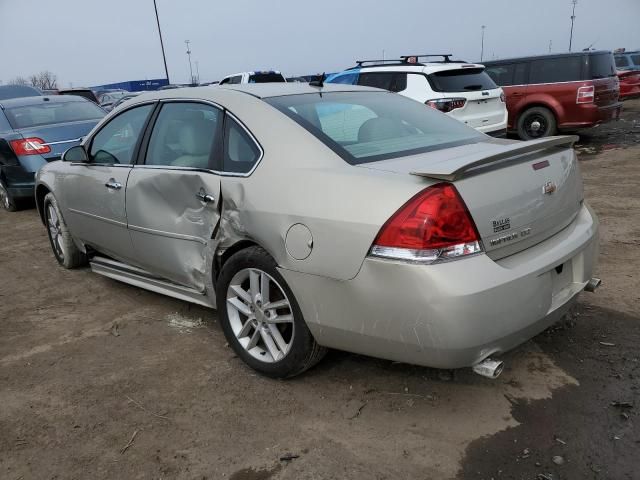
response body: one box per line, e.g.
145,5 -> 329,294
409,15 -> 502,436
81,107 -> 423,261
0,95 -> 105,211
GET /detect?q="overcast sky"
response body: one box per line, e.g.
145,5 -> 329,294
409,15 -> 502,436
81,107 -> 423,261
1,0 -> 638,87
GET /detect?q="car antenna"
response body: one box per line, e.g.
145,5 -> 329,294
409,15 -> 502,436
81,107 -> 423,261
309,72 -> 325,88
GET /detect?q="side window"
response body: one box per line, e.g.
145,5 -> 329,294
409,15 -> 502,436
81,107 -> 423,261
89,104 -> 153,164
485,64 -> 514,86
328,72 -> 359,85
631,55 -> 640,67
219,77 -> 230,85
229,76 -> 242,85
529,57 -> 582,84
358,72 -> 407,92
223,116 -> 261,174
513,63 -> 528,85
145,102 -> 220,169
615,56 -> 630,68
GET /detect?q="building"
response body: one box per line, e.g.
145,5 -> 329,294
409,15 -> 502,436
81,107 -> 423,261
91,78 -> 169,92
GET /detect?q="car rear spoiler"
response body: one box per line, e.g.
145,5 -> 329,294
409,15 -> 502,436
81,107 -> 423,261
410,135 -> 579,181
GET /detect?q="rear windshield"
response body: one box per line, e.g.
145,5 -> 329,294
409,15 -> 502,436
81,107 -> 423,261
588,53 -> 617,79
0,85 -> 42,100
265,91 -> 483,165
428,68 -> 497,92
248,73 -> 286,83
5,100 -> 105,129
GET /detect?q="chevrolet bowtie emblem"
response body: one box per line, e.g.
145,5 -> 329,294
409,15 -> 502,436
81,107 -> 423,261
543,181 -> 557,195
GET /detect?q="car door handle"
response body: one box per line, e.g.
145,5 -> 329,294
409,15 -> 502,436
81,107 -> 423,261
195,191 -> 215,203
105,179 -> 122,190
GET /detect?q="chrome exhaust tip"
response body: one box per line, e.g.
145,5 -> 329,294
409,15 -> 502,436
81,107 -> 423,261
584,277 -> 602,293
472,358 -> 504,379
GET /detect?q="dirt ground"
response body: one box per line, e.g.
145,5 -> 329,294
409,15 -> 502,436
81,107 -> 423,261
1,101 -> 639,480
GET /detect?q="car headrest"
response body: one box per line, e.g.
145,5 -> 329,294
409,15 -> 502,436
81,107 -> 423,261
357,117 -> 413,143
178,120 -> 212,156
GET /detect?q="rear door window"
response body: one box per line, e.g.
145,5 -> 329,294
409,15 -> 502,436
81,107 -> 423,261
484,65 -> 514,86
615,55 -> 630,68
529,56 -> 583,84
144,102 -> 221,169
587,53 -> 617,79
357,72 -> 408,92
428,68 -> 497,92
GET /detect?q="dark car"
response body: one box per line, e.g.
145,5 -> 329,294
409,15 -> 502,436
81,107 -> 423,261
483,51 -> 621,139
58,88 -> 100,104
0,95 -> 105,211
0,85 -> 42,101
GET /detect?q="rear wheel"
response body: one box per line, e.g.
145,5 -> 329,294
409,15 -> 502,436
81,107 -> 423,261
0,181 -> 18,212
517,107 -> 557,140
44,192 -> 87,268
216,246 -> 326,378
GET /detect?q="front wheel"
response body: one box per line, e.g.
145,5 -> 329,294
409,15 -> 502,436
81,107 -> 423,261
517,107 -> 557,140
216,246 -> 326,378
44,192 -> 87,268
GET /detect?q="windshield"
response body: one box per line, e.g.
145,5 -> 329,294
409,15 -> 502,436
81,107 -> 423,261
265,91 -> 483,165
428,68 -> 497,92
5,100 -> 105,129
248,73 -> 286,83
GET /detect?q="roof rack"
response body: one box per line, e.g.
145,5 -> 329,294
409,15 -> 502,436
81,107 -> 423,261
400,54 -> 455,63
355,59 -> 411,67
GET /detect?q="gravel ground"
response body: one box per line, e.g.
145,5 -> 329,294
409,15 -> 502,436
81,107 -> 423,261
1,100 -> 639,480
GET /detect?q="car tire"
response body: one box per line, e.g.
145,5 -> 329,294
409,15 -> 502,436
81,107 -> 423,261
43,192 -> 87,268
216,246 -> 326,378
0,180 -> 18,212
517,107 -> 557,140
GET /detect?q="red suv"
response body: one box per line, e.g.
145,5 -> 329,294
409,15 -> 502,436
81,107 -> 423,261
483,51 -> 621,139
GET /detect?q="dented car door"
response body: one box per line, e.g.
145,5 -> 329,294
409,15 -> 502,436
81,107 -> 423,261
125,101 -> 223,290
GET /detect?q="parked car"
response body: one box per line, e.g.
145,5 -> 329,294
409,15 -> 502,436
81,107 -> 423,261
110,92 -> 142,111
617,70 -> 640,100
219,71 -> 286,85
614,49 -> 640,71
35,84 -> 599,379
0,95 -> 105,211
98,90 -> 132,112
483,51 -> 621,139
0,85 -> 42,100
326,55 -> 508,137
58,88 -> 100,104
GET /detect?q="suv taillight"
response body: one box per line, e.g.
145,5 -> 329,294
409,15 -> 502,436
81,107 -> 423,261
9,137 -> 51,155
576,85 -> 595,104
426,98 -> 467,113
370,183 -> 483,263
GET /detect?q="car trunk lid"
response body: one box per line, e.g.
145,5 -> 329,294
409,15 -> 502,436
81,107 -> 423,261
445,89 -> 505,129
359,136 -> 583,260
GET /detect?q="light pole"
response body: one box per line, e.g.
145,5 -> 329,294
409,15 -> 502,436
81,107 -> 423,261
153,0 -> 170,84
569,0 -> 577,52
195,61 -> 200,84
185,40 -> 194,85
480,25 -> 486,62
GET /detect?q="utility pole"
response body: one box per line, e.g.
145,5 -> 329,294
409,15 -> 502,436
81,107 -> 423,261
195,61 -> 200,84
480,25 -> 486,62
569,0 -> 577,52
153,0 -> 170,84
185,40 -> 194,85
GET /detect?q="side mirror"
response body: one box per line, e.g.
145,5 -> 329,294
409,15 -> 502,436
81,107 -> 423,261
62,145 -> 89,163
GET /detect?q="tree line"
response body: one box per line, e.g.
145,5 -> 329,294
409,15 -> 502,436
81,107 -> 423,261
7,71 -> 58,90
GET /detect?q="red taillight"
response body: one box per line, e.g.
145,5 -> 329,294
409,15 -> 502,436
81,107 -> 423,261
9,137 -> 51,155
370,183 -> 483,263
576,85 -> 595,104
426,98 -> 467,113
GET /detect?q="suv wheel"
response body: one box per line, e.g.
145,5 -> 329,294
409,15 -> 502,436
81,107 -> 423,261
517,107 -> 557,140
216,246 -> 326,378
0,181 -> 18,212
44,192 -> 88,268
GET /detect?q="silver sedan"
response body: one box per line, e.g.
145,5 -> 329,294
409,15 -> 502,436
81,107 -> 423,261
35,83 -> 600,378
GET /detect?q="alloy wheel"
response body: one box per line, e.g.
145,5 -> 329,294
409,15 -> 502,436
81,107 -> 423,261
47,204 -> 65,261
226,268 -> 295,363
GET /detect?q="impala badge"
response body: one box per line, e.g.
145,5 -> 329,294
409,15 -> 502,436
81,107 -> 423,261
543,181 -> 557,195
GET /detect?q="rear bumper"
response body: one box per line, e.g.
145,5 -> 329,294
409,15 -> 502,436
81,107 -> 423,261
280,203 -> 599,369
558,102 -> 622,129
